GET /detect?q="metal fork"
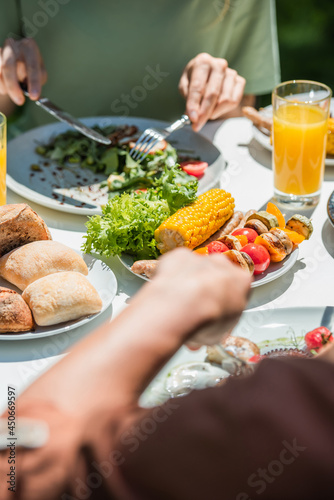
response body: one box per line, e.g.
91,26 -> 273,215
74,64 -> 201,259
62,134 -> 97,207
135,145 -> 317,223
129,114 -> 191,163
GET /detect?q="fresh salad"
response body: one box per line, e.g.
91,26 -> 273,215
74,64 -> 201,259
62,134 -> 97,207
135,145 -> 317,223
34,124 -> 208,196
83,165 -> 198,259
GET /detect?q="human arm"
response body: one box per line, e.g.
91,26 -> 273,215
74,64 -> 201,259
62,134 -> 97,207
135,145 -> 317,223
0,249 -> 251,500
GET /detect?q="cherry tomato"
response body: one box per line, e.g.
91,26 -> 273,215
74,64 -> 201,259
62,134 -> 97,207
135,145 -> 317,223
242,243 -> 270,275
305,327 -> 333,352
207,241 -> 229,254
232,228 -> 258,244
180,160 -> 209,178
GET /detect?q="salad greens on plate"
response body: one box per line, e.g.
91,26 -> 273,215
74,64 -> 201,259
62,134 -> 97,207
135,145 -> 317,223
83,165 -> 198,259
34,124 -> 193,196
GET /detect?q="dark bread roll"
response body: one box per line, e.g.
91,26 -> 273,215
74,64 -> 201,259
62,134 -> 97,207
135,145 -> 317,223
0,204 -> 51,257
0,286 -> 33,333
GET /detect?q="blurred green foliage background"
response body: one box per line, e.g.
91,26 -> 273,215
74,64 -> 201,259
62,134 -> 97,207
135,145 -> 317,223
259,0 -> 334,106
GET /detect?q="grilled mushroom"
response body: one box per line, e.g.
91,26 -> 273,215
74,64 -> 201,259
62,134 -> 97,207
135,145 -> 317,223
270,228 -> 293,255
223,250 -> 253,274
240,251 -> 255,275
246,211 -> 278,230
244,219 -> 268,235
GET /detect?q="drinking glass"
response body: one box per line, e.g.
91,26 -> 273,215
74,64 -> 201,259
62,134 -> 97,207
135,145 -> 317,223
272,80 -> 331,207
0,113 -> 6,206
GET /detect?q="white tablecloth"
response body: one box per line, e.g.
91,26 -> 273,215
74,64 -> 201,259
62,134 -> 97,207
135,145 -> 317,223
1,117 -> 334,412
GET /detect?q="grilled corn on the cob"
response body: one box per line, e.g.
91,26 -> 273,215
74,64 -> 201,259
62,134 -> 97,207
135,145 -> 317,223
154,189 -> 235,253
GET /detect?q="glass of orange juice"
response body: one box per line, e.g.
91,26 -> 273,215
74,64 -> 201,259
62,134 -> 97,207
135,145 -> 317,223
0,113 -> 6,206
272,80 -> 331,207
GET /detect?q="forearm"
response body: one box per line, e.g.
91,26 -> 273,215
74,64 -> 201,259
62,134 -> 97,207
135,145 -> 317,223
0,281 -> 198,500
18,279 -> 196,418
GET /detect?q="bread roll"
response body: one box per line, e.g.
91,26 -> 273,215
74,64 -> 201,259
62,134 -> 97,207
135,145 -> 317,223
0,204 -> 51,257
22,272 -> 102,326
0,286 -> 33,333
0,241 -> 88,290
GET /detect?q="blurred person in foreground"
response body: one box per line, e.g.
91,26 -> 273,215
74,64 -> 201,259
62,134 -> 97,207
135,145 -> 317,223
0,0 -> 280,136
1,249 -> 334,499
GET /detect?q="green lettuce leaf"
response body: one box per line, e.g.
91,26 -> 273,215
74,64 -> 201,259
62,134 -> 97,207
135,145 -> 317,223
155,165 -> 198,214
83,193 -> 170,259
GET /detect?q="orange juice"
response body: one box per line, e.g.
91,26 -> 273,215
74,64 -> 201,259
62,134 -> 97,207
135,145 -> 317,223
0,139 -> 6,205
273,103 -> 328,195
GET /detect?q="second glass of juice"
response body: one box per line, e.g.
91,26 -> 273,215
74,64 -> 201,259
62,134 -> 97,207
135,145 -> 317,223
0,113 -> 6,206
272,80 -> 331,207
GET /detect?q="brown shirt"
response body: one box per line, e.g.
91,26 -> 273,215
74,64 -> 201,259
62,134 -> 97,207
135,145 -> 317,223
1,357 -> 334,500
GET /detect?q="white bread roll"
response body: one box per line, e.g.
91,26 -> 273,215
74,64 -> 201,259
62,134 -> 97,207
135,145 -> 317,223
0,241 -> 88,291
0,286 -> 34,333
22,272 -> 102,326
0,204 -> 51,257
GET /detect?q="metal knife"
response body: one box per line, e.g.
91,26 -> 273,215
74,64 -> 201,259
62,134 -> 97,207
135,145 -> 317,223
20,82 -> 111,145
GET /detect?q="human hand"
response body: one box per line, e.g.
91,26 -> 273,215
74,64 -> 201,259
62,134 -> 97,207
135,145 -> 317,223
144,248 -> 251,345
179,53 -> 246,131
0,38 -> 47,105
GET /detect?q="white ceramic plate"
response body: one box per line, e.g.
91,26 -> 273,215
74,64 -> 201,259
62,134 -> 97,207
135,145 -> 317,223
0,253 -> 117,340
7,116 -> 225,215
118,248 -> 299,288
140,306 -> 322,407
252,103 -> 334,167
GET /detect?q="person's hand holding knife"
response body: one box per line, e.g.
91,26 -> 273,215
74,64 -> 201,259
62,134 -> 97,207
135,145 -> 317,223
0,37 -> 47,105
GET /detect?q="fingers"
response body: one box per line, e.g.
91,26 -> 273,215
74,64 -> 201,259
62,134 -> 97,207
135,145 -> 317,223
0,38 -> 46,105
196,60 -> 227,131
211,72 -> 246,119
178,71 -> 189,99
184,54 -> 212,127
21,39 -> 43,100
180,52 -> 247,129
155,248 -> 251,324
1,39 -> 25,105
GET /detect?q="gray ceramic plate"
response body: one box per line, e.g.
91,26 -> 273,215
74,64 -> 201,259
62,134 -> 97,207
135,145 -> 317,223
0,254 -> 117,340
7,116 -> 224,215
118,248 -> 299,288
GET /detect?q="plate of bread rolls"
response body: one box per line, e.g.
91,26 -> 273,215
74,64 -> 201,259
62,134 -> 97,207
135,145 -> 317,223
0,204 -> 117,340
